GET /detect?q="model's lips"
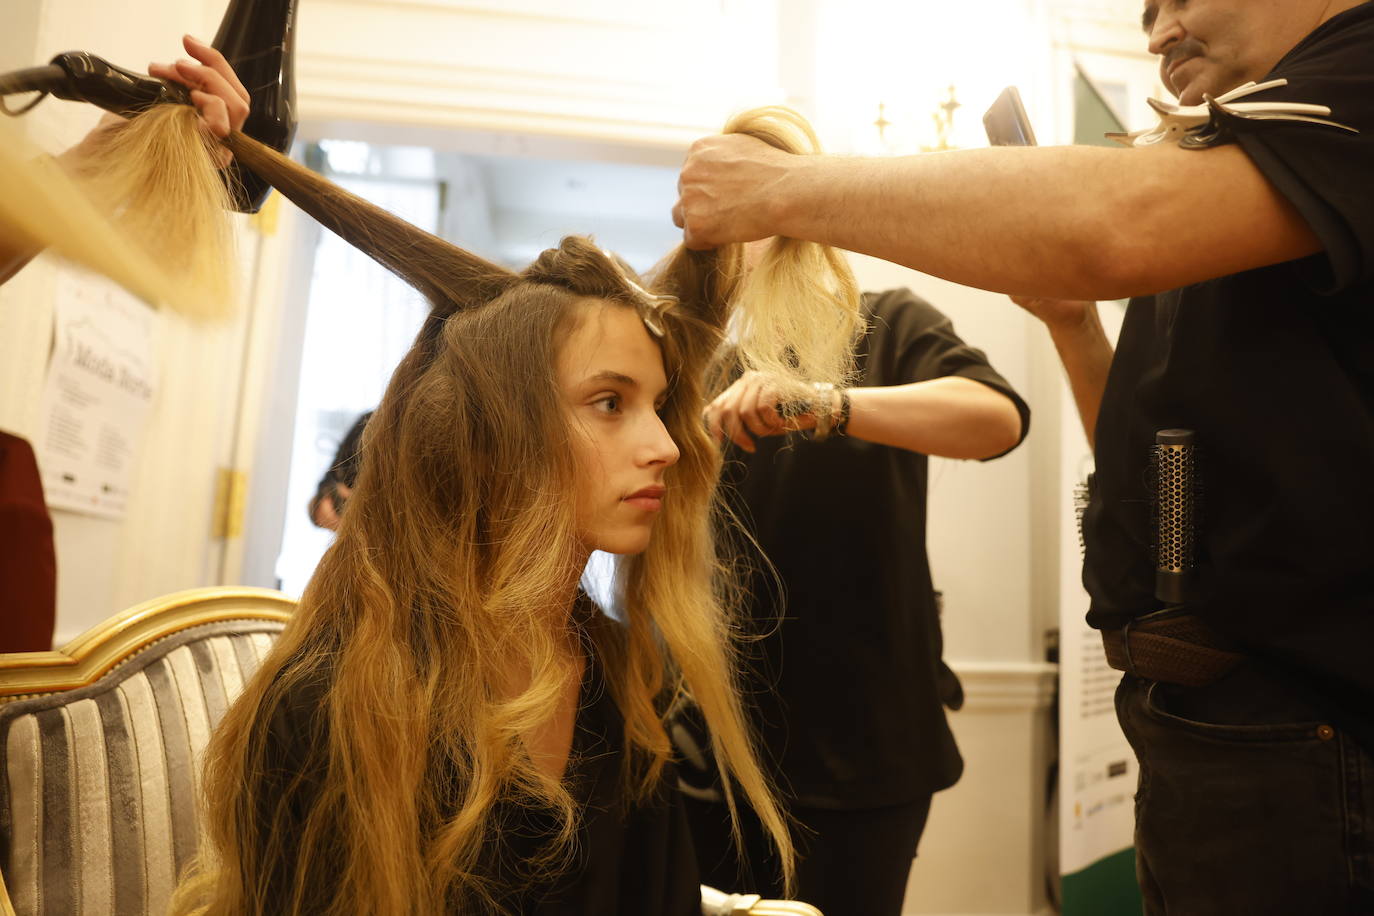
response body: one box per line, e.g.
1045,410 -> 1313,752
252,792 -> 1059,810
624,485 -> 666,511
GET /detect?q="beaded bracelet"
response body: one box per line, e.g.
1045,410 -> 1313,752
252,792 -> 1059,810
811,382 -> 835,441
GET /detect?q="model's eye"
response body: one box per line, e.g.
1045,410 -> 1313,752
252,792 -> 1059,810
594,395 -> 621,414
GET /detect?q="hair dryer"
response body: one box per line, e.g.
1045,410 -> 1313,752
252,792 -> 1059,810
0,0 -> 297,212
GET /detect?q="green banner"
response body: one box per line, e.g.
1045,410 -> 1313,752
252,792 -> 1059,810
1062,847 -> 1142,916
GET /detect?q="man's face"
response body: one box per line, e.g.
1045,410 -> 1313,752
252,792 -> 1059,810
1142,0 -> 1321,105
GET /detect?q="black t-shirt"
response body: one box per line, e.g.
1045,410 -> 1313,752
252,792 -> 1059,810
258,631 -> 700,914
722,289 -> 1030,809
1084,1 -> 1374,749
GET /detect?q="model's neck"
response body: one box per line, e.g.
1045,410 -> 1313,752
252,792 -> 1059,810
559,549 -> 593,625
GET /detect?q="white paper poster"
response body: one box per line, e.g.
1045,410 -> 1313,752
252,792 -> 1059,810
37,269 -> 157,519
1057,301 -> 1141,912
1059,610 -> 1137,874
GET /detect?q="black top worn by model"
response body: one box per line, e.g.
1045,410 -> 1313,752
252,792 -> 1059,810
1084,1 -> 1374,753
721,289 -> 1031,809
258,618 -> 701,915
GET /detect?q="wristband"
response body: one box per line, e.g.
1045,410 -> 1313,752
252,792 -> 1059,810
811,382 -> 835,441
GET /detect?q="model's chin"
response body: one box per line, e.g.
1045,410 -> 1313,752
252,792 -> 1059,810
590,526 -> 655,557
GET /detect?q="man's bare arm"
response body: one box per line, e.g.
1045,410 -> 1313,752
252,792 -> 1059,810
675,140 -> 1320,301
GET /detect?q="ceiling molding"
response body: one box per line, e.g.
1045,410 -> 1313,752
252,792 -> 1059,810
315,0 -> 717,33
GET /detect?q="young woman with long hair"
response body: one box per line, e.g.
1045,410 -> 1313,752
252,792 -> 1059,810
161,55 -> 861,912
173,235 -> 762,915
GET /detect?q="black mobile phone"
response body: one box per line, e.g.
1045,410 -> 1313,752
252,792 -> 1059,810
983,86 -> 1037,147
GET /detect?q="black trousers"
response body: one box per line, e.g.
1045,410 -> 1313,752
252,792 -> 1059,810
683,791 -> 932,916
1117,670 -> 1374,915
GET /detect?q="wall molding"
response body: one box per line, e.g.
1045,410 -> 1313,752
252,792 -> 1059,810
949,661 -> 1057,711
297,53 -> 732,138
303,49 -> 710,97
317,0 -> 715,31
293,0 -> 781,150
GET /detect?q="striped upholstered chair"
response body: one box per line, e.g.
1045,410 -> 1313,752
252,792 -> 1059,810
0,586 -> 293,916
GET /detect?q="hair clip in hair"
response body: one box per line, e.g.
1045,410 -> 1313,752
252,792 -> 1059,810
635,296 -> 676,338
599,247 -> 675,338
1105,79 -> 1357,150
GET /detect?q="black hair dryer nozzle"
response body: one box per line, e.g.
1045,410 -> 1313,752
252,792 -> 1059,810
0,53 -> 189,118
48,53 -> 190,115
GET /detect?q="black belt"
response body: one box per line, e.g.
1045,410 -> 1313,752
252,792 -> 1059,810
1101,611 -> 1244,687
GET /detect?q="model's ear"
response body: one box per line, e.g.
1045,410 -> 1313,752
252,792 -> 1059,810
223,131 -> 518,314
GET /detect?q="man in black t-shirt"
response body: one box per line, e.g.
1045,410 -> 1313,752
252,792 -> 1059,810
682,289 -> 1028,916
672,1 -> 1374,911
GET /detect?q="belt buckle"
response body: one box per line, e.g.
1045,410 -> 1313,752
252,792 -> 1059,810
1121,615 -> 1141,678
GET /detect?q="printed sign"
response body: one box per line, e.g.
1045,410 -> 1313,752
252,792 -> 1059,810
37,268 -> 157,519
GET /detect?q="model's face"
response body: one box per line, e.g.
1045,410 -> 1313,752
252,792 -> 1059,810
1142,0 -> 1317,105
557,299 -> 679,557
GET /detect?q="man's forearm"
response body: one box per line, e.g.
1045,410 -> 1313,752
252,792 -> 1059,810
845,377 -> 1023,459
761,144 -> 1318,300
1044,305 -> 1114,449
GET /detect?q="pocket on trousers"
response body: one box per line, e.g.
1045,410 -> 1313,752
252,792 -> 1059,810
1122,678 -> 1356,915
1141,679 -> 1334,745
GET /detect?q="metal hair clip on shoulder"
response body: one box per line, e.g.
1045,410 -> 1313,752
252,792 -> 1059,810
1105,79 -> 1357,150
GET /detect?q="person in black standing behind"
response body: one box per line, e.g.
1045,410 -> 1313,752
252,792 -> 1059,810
308,410 -> 373,531
681,288 -> 1029,916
